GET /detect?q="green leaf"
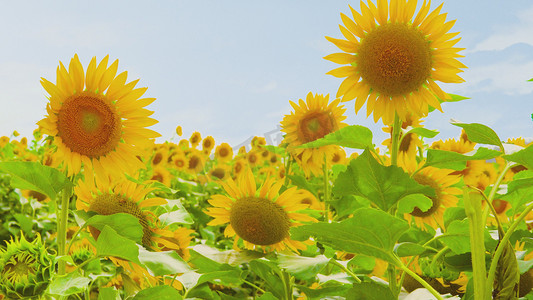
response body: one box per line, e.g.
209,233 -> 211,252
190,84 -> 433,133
503,144 -> 533,170
296,284 -> 351,300
394,242 -> 426,257
191,245 -> 265,267
451,122 -> 504,151
249,260 -> 284,298
138,247 -> 191,276
48,270 -> 91,296
0,161 -> 72,200
443,207 -> 467,230
85,213 -> 144,244
13,213 -> 33,236
197,267 -> 244,286
275,254 -> 330,280
493,236 -> 520,299
96,226 -> 140,264
298,125 -> 373,149
333,149 -> 435,211
132,286 -> 182,300
159,199 -> 194,225
397,194 -> 433,214
257,292 -> 279,300
291,208 -> 408,264
348,255 -> 376,273
345,282 -> 395,300
430,94 -> 469,112
406,127 -> 439,139
528,78 -> 533,82
425,147 -> 502,170
439,219 -> 472,254
97,287 -> 121,300
263,145 -> 287,156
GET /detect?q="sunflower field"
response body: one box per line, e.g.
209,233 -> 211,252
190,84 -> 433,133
1,1 -> 532,300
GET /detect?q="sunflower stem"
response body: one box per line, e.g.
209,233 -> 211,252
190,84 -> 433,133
464,188 -> 486,300
399,262 -> 444,300
330,259 -> 361,283
390,113 -> 402,167
58,181 -> 73,275
322,154 -> 330,223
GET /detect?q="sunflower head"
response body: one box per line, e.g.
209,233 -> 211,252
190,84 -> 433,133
206,168 -> 317,252
215,143 -> 233,162
281,92 -> 347,177
37,54 -> 160,178
0,234 -> 54,299
325,0 -> 466,124
189,132 -> 202,148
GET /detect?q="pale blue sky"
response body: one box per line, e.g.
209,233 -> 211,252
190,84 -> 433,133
1,1 -> 531,150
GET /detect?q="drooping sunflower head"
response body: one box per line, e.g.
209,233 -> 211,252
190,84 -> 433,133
205,168 -> 317,252
75,177 -> 168,250
0,234 -> 54,299
37,54 -> 160,178
185,149 -> 206,175
281,92 -> 347,177
405,166 -> 461,230
325,0 -> 466,124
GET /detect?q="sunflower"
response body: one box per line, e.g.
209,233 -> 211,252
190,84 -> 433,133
150,166 -> 172,187
281,92 -> 347,177
404,166 -> 461,230
185,149 -> 206,175
215,143 -> 233,163
74,176 -> 170,250
325,0 -> 465,124
175,126 -> 183,136
232,158 -> 246,178
37,54 -> 160,178
208,164 -> 230,181
189,131 -> 202,148
171,151 -> 188,172
205,168 -> 317,252
202,136 -> 215,155
245,150 -> 263,168
151,146 -> 168,167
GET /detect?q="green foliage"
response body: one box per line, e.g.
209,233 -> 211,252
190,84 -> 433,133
333,149 -> 435,211
425,147 -> 501,170
132,285 -> 182,300
48,270 -> 91,296
298,125 -> 373,149
95,226 -> 141,264
275,254 -> 330,280
84,213 -> 144,244
0,161 -> 72,200
292,208 -> 408,264
138,247 -> 191,276
346,282 -> 395,300
503,144 -> 533,170
451,122 -> 504,151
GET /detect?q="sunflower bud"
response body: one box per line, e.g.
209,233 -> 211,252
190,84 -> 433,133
0,234 -> 55,299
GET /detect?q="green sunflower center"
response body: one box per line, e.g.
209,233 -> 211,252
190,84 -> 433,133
3,252 -> 37,284
357,23 -> 432,97
89,193 -> 152,248
298,111 -> 336,143
57,92 -> 122,158
410,173 -> 442,218
230,196 -> 290,245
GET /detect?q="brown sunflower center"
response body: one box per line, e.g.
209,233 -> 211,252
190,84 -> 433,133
219,147 -> 229,157
211,168 -> 226,179
230,196 -> 290,245
357,23 -> 432,97
410,173 -> 442,218
188,155 -> 200,170
57,92 -> 122,158
89,193 -> 152,248
152,152 -> 163,165
298,111 -> 336,143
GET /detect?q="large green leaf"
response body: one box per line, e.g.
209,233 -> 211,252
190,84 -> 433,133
97,287 -> 121,300
96,226 -> 140,264
48,270 -> 91,296
158,199 -> 194,225
187,250 -> 246,288
275,254 -> 330,280
333,149 -> 434,211
132,286 -> 182,300
292,208 -> 408,264
406,127 -> 439,139
503,144 -> 533,170
85,213 -> 144,244
296,284 -> 351,300
249,260 -> 284,299
298,125 -> 373,149
451,122 -> 504,151
345,282 -> 395,300
191,245 -> 265,267
0,161 -> 72,200
138,247 -> 191,276
424,147 -> 501,170
397,194 -> 432,214
493,236 -> 520,299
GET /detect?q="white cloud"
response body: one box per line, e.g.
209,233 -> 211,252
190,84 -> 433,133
440,57 -> 533,96
469,5 -> 533,53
